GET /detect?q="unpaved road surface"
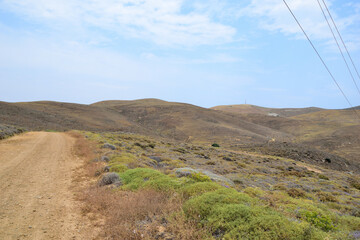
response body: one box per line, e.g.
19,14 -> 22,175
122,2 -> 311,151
0,132 -> 93,239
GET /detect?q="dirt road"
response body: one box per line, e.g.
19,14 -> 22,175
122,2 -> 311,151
0,132 -> 92,239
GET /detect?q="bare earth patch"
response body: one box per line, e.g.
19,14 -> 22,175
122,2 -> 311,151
0,132 -> 97,240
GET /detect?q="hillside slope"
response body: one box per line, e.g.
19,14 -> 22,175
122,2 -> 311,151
213,105 -> 360,167
1,99 -> 359,167
0,99 -> 290,144
212,104 -> 323,117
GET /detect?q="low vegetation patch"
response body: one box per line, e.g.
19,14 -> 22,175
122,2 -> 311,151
78,131 -> 360,239
120,168 -> 181,192
0,124 -> 25,140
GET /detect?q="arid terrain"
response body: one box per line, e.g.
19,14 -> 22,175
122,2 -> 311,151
1,99 -> 359,166
0,132 -> 96,240
0,99 -> 360,239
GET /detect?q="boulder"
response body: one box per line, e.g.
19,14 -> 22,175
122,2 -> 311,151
103,166 -> 111,172
175,167 -> 196,177
149,156 -> 162,163
101,156 -> 110,162
98,172 -> 122,187
174,167 -> 234,186
102,143 -> 116,150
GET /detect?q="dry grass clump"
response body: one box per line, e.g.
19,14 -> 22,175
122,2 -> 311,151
68,131 -> 96,159
349,177 -> 360,190
317,192 -> 337,202
68,131 -> 105,177
287,188 -> 306,198
82,187 -> 205,239
85,162 -> 104,177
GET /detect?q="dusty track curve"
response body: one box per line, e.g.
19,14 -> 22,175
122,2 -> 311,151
0,132 -> 92,239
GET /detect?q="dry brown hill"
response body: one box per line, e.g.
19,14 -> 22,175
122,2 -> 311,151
91,99 -> 292,143
1,99 -> 359,172
0,101 -> 132,131
0,99 -> 290,144
211,104 -> 323,117
213,105 -> 360,168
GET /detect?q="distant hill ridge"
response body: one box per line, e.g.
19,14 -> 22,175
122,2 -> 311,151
211,104 -> 324,117
0,99 -> 292,144
1,98 -> 360,171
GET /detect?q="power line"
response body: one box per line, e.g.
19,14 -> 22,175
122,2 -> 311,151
282,0 -> 360,119
316,0 -> 360,97
321,0 -> 360,88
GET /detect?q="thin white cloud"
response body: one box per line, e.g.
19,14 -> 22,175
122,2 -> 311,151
1,0 -> 236,46
244,0 -> 359,43
140,52 -> 241,64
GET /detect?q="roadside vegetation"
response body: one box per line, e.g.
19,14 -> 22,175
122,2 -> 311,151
0,124 -> 25,140
74,131 -> 360,239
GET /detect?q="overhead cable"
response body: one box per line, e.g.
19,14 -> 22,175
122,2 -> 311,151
316,0 -> 360,96
321,0 -> 360,87
282,0 -> 360,119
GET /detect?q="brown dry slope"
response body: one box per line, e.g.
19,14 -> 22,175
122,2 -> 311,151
0,132 -> 93,240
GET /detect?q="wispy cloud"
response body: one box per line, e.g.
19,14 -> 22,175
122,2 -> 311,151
243,0 -> 359,45
1,0 -> 236,46
140,52 -> 241,64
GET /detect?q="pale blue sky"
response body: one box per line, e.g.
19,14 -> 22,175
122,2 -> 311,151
0,0 -> 359,108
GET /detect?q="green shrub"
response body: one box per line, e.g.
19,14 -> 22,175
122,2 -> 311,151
183,188 -> 254,221
243,187 -> 265,198
212,143 -> 220,148
119,168 -> 180,192
190,172 -> 211,182
110,153 -> 137,165
230,211 -> 318,240
181,182 -> 221,199
207,204 -> 252,235
109,164 -> 128,173
318,174 -> 329,180
303,211 -> 336,232
184,189 -> 325,239
338,215 -> 360,231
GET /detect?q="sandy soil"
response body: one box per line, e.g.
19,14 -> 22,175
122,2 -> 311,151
0,132 -> 95,240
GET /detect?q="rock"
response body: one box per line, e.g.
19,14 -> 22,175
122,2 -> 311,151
102,143 -> 116,150
98,172 -> 122,187
200,170 -> 235,187
101,156 -> 110,162
103,166 -> 111,172
223,157 -> 233,161
149,156 -> 162,163
174,167 -> 196,177
174,167 -> 234,186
